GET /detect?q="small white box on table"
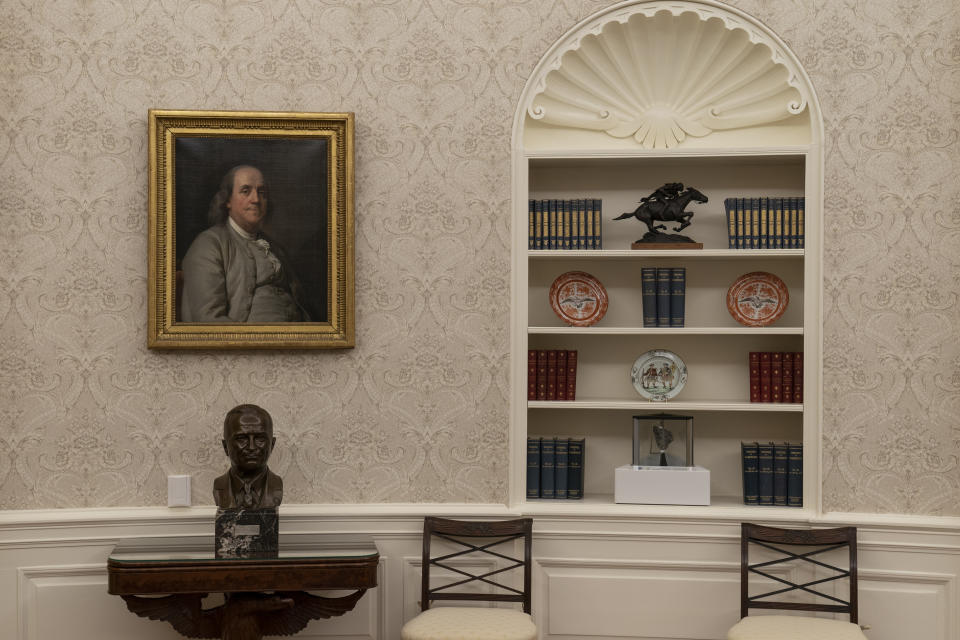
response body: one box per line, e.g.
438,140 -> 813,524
614,465 -> 710,505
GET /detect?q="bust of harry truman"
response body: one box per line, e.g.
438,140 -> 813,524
213,404 -> 283,509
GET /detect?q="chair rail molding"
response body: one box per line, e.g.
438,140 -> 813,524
522,0 -> 813,149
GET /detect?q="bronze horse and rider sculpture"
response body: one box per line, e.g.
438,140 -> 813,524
615,183 -> 708,245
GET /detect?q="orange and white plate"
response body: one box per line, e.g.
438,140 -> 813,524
726,271 -> 789,326
549,271 -> 608,327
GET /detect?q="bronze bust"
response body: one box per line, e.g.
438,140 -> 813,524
213,404 -> 283,509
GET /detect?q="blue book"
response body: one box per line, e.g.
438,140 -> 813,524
656,267 -> 671,327
555,437 -> 569,499
528,199 -> 535,250
526,436 -> 542,498
593,198 -> 603,249
547,199 -> 560,249
562,200 -> 572,250
567,438 -> 584,499
741,441 -> 759,505
540,436 -> 556,499
742,197 -> 752,248
779,197 -> 788,249
737,198 -> 750,249
574,198 -> 587,249
669,267 -> 685,327
539,199 -> 549,250
749,197 -> 760,248
577,199 -> 584,250
641,267 -> 657,328
759,196 -> 769,249
533,200 -> 542,250
584,200 -> 595,250
773,442 -> 788,506
791,197 -> 800,249
724,198 -> 736,248
787,442 -> 803,507
772,197 -> 782,249
768,197 -> 777,248
797,197 -> 805,249
757,441 -> 774,505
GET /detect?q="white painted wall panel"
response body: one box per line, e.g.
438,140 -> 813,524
21,570 -> 178,640
859,571 -> 953,640
544,571 -> 738,639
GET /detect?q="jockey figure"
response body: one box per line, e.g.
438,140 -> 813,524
641,182 -> 684,203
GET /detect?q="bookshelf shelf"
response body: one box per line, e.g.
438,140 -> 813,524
523,493 -> 814,519
512,0 -> 821,518
529,249 -> 804,259
528,400 -> 803,412
529,326 -> 804,335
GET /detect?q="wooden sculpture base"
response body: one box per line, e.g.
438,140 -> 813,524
631,242 -> 704,249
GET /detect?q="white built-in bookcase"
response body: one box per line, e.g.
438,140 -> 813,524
510,0 -> 823,517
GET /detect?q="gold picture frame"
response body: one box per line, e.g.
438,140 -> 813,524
148,109 -> 354,349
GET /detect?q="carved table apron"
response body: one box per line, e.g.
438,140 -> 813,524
108,536 -> 379,640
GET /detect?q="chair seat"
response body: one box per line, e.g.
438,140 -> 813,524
400,607 -> 537,640
727,615 -> 867,640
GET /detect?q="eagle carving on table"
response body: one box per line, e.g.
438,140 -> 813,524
122,589 -> 366,639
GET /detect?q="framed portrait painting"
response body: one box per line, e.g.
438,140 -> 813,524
147,110 -> 354,349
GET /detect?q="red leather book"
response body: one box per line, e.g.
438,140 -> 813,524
546,350 -> 558,400
528,349 -> 537,401
782,352 -> 794,403
760,352 -> 772,402
556,350 -> 568,401
771,352 -> 783,403
793,352 -> 803,403
749,352 -> 761,402
536,350 -> 548,401
566,350 -> 578,400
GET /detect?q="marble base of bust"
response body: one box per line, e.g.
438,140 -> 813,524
215,508 -> 279,558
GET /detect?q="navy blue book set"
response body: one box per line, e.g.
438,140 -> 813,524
724,196 -> 805,249
741,441 -> 802,507
529,199 -> 602,250
527,436 -> 585,499
641,266 -> 685,327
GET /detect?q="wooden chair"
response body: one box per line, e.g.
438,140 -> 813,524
727,523 -> 869,639
400,517 -> 537,640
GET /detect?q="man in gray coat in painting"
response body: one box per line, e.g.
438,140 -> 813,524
181,164 -> 310,322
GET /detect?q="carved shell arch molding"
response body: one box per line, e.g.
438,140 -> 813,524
523,0 -> 813,149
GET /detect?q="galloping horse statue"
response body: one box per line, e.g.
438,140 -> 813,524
614,184 -> 708,236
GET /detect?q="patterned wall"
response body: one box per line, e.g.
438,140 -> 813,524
1,0 -> 958,514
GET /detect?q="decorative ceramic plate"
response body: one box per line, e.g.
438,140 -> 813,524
549,271 -> 609,327
726,271 -> 789,327
630,349 -> 687,401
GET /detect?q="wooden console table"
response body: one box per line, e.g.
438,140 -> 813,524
108,535 -> 378,640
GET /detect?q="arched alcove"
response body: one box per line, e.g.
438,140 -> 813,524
516,0 -> 819,151
509,0 -> 824,515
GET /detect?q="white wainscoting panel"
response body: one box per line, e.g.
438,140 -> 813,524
858,569 -> 955,640
537,559 -> 739,639
19,565 -> 178,640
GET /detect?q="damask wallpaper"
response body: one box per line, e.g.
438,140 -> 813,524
1,0 -> 957,514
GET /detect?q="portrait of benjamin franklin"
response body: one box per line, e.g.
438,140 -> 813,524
174,137 -> 329,324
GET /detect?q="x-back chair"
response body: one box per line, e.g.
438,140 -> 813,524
400,517 -> 536,640
727,523 -> 869,640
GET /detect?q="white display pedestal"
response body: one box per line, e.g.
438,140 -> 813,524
614,465 -> 711,506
